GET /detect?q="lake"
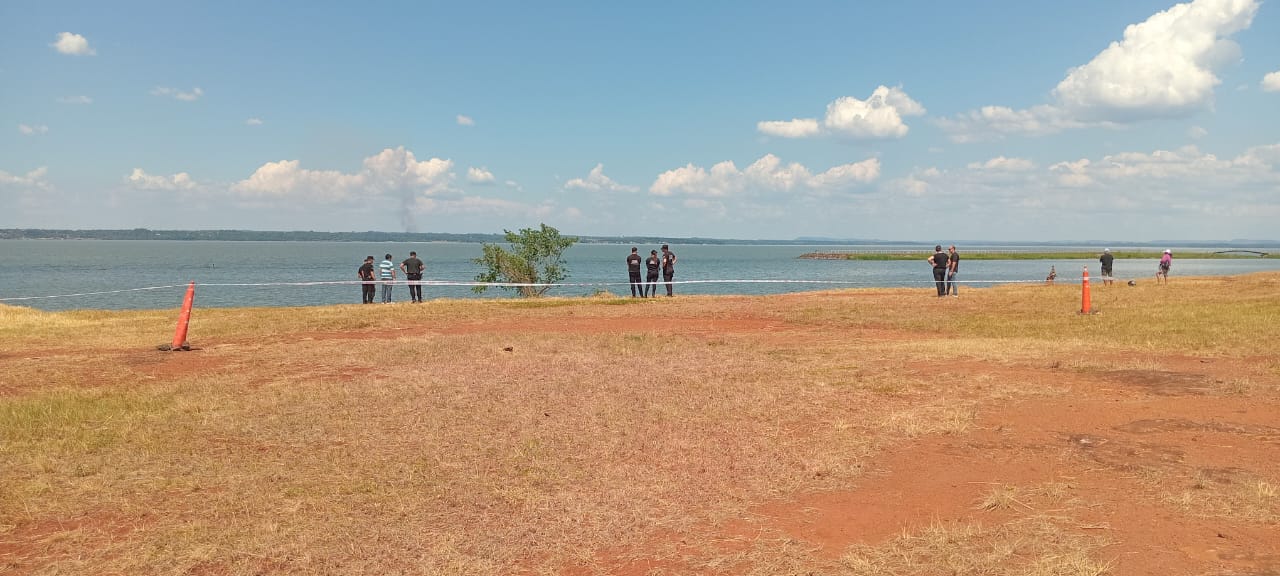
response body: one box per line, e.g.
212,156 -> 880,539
2,240 -> 1277,311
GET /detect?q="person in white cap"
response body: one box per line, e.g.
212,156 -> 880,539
1156,249 -> 1172,284
1100,248 -> 1115,286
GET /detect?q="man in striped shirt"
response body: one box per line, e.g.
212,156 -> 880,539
379,253 -> 396,303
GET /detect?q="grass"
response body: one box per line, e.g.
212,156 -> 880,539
2,272 -> 1278,574
801,250 -> 1275,261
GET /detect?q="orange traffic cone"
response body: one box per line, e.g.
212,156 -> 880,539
1080,267 -> 1092,315
171,281 -> 195,350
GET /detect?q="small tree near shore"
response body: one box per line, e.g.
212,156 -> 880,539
472,224 -> 578,297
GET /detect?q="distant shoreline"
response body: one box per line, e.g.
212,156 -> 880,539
2,229 -> 1278,248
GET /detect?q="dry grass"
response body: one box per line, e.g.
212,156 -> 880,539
2,272 -> 1279,574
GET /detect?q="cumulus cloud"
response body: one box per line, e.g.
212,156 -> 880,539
18,124 -> 49,135
0,167 -> 51,190
1263,70 -> 1280,92
126,168 -> 197,191
50,32 -> 95,56
565,164 -> 638,192
651,154 -> 880,197
151,86 -> 204,101
967,156 -> 1036,171
467,167 -> 496,184
758,86 -> 925,140
941,0 -> 1258,141
231,147 -> 454,205
246,118 -> 263,126
456,115 -> 475,126
1188,125 -> 1209,139
57,95 -> 92,104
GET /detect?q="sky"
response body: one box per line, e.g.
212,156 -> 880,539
2,0 -> 1279,242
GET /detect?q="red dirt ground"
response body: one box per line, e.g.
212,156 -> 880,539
5,309 -> 1279,575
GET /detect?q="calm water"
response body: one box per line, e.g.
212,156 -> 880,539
2,240 -> 1277,311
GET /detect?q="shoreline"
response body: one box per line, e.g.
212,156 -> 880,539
799,250 -> 1274,261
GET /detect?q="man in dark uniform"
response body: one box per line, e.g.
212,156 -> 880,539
626,247 -> 643,297
661,244 -> 677,297
401,250 -> 426,302
644,249 -> 660,297
357,256 -> 377,304
927,245 -> 949,298
946,245 -> 960,297
1099,248 -> 1115,286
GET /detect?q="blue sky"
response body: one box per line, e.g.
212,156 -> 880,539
3,0 -> 1279,241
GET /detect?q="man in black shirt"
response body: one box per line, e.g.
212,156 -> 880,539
626,247 -> 643,297
927,245 -> 949,298
644,250 -> 660,297
401,251 -> 426,302
357,256 -> 376,304
1099,248 -> 1115,286
946,245 -> 960,297
661,244 -> 677,297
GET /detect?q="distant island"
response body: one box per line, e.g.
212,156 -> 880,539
1,228 -> 1277,248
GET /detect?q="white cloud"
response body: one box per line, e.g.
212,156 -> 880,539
151,86 -> 204,101
467,167 -> 496,184
456,115 -> 475,126
1188,125 -> 1208,139
0,167 -> 51,190
758,85 -> 925,140
565,164 -> 638,192
126,168 -> 197,191
756,118 -> 820,139
967,156 -> 1036,171
651,154 -> 879,197
246,118 -> 263,126
50,32 -> 95,56
231,147 -> 454,203
941,0 -> 1258,141
1263,70 -> 1280,92
18,124 -> 49,135
57,95 -> 92,105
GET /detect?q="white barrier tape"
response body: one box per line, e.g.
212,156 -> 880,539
0,284 -> 188,302
1,277 -> 1081,302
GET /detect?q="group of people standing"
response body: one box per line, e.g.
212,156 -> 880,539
927,245 -> 961,298
626,244 -> 677,297
357,251 -> 426,304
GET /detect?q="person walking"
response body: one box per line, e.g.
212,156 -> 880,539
1157,249 -> 1172,284
358,256 -> 377,304
626,247 -> 643,297
644,249 -> 661,297
946,245 -> 960,297
1100,248 -> 1115,286
401,250 -> 425,303
927,245 -> 949,298
379,253 -> 396,303
660,244 -> 677,297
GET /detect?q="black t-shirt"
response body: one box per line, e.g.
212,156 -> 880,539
661,251 -> 676,272
402,257 -> 424,275
949,252 -> 959,272
932,252 -> 949,270
1100,253 -> 1114,269
646,256 -> 660,274
358,262 -> 375,281
626,253 -> 642,274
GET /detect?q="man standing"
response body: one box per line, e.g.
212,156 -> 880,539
927,245 -> 949,298
1100,248 -> 1115,286
401,250 -> 425,303
1157,249 -> 1172,284
660,244 -> 677,297
946,245 -> 960,297
358,256 -> 377,304
644,249 -> 660,297
626,247 -> 643,297
379,253 -> 396,303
